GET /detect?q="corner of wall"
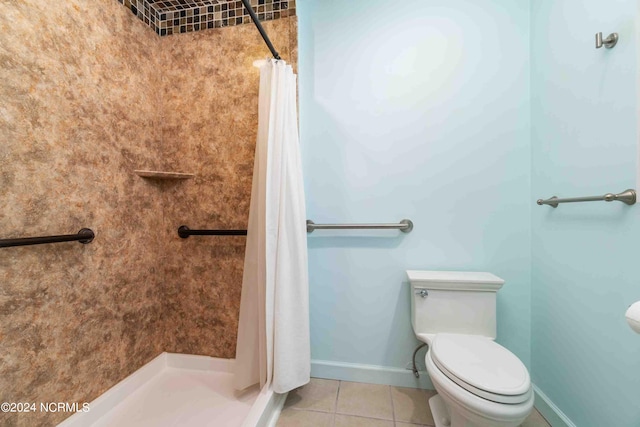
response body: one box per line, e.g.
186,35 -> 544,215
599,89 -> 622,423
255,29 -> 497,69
533,385 -> 577,427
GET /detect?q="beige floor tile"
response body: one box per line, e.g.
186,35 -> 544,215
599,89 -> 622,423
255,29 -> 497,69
391,386 -> 437,425
336,381 -> 394,420
521,408 -> 551,427
276,408 -> 333,427
335,414 -> 394,427
284,378 -> 339,412
395,423 -> 428,427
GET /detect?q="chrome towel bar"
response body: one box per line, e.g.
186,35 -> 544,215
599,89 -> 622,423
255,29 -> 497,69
537,189 -> 636,208
306,219 -> 413,233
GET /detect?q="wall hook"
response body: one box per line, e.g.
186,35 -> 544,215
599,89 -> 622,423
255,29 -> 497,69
596,32 -> 618,49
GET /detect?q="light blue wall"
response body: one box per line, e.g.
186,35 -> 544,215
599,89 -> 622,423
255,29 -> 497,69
298,0 -> 531,378
298,0 -> 640,424
531,1 -> 640,426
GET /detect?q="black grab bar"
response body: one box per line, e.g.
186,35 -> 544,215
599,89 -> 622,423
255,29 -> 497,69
0,228 -> 95,248
178,226 -> 247,238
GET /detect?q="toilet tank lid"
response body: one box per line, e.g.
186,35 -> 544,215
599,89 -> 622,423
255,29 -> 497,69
407,270 -> 504,291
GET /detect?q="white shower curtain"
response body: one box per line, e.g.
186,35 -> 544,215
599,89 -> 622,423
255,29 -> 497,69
234,59 -> 310,394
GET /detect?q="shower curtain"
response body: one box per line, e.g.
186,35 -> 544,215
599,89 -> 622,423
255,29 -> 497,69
234,60 -> 310,394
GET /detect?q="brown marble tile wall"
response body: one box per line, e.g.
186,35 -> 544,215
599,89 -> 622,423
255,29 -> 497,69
159,16 -> 298,357
0,0 -> 297,425
0,1 -> 166,426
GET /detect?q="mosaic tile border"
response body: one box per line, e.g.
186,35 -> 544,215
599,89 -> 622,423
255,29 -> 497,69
117,0 -> 295,36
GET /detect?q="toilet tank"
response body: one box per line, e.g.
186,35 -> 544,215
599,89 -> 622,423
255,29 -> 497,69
407,270 -> 505,339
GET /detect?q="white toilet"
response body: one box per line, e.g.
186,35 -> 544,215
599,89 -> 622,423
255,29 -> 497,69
407,270 -> 533,427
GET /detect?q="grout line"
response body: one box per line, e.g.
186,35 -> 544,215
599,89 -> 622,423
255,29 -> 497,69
332,382 -> 396,422
388,384 -> 396,423
335,414 -> 397,422
288,407 -> 334,414
332,381 -> 341,427
333,413 -> 405,425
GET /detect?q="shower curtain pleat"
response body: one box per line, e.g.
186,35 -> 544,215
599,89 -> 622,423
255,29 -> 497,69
234,60 -> 310,394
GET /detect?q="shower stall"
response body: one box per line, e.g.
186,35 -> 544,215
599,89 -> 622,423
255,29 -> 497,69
0,0 -> 301,425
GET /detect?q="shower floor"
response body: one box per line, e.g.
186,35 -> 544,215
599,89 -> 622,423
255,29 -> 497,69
92,366 -> 260,427
58,354 -> 275,427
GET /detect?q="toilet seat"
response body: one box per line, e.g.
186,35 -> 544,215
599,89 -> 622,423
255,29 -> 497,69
430,334 -> 531,405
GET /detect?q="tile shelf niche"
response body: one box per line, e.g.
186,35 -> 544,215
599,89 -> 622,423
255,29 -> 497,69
134,170 -> 195,180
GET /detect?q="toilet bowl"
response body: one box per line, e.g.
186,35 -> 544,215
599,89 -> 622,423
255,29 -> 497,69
422,333 -> 533,427
407,270 -> 533,427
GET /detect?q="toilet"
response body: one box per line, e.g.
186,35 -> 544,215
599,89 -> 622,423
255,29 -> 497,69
407,270 -> 533,427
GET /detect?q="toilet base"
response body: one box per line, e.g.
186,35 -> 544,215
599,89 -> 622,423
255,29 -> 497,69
429,392 -> 530,427
429,394 -> 452,427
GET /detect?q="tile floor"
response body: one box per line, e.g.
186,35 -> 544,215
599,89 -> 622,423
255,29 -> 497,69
277,379 -> 551,427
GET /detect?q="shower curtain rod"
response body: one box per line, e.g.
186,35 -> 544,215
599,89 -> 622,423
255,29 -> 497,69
240,0 -> 282,60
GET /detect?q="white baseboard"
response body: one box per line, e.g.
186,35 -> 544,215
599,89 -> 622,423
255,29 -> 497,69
311,359 -> 434,390
533,385 -> 577,427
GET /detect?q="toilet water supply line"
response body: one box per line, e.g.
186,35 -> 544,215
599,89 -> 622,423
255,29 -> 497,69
411,343 -> 428,378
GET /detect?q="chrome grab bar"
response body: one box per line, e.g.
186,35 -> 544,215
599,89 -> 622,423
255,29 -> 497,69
537,189 -> 636,208
306,219 -> 413,233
